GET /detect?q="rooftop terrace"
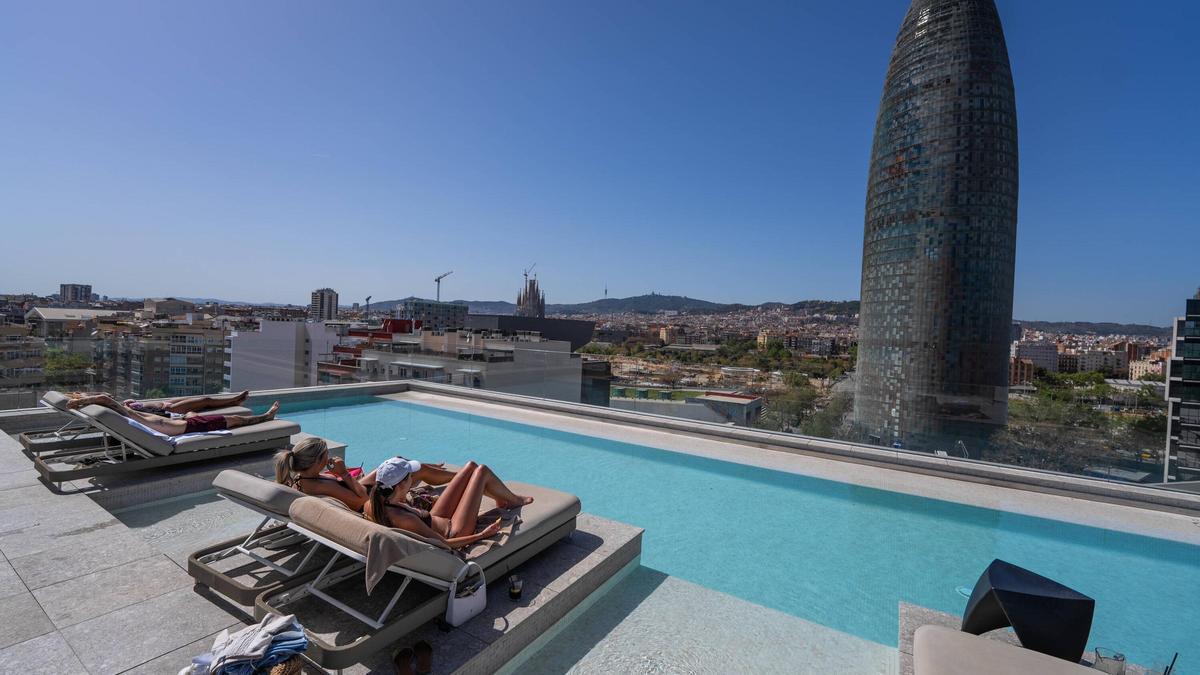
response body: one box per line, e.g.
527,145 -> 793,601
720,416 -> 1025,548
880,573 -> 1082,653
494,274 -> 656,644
1,381 -> 1197,673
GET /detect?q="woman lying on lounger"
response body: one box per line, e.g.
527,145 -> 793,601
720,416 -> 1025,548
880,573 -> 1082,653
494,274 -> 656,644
66,390 -> 250,417
364,457 -> 533,549
67,393 -> 280,436
274,439 -> 534,515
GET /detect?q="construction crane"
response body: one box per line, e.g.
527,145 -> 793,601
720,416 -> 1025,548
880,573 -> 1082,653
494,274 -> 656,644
365,295 -> 371,316
434,271 -> 453,302
523,263 -> 536,283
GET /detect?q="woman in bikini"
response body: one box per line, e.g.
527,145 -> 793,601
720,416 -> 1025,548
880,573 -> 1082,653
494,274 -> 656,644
275,439 -> 535,516
364,457 -> 533,549
274,437 -> 371,510
67,393 -> 279,435
67,390 -> 250,417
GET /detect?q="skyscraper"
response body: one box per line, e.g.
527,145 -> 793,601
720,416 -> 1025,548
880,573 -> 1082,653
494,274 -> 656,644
853,0 -> 1019,449
309,288 -> 339,321
1164,289 -> 1200,481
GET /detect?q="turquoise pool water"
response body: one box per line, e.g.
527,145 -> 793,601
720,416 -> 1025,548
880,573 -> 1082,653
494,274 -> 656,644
282,397 -> 1199,667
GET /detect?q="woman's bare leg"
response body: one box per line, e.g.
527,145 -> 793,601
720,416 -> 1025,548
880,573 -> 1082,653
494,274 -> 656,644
429,461 -> 477,519
448,465 -> 492,537
223,402 -> 279,429
415,464 -> 532,507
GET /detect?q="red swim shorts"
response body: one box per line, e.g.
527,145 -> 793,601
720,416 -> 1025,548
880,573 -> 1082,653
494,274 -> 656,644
184,415 -> 228,434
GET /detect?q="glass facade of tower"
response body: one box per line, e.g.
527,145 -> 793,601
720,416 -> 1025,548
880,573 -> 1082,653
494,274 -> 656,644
853,0 -> 1018,450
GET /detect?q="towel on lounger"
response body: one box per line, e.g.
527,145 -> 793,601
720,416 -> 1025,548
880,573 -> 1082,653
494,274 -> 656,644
125,418 -> 232,446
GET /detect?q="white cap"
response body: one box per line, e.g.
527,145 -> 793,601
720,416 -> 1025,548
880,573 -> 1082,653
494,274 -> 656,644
376,457 -> 422,489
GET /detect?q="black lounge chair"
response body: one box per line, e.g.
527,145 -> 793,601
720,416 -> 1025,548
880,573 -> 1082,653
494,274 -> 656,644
961,558 -> 1095,663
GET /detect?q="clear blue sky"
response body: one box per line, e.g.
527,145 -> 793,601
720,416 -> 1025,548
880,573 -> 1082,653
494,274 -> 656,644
2,1 -> 1197,324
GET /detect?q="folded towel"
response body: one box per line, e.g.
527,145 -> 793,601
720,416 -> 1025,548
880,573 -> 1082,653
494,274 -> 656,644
125,418 -> 232,446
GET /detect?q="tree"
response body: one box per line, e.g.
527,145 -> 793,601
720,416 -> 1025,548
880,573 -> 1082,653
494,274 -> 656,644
799,394 -> 853,439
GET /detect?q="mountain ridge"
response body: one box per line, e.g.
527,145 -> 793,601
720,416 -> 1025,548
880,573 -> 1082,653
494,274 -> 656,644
108,294 -> 1171,335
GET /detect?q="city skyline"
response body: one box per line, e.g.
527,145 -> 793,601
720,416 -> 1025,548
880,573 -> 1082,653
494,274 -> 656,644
3,1 -> 1198,323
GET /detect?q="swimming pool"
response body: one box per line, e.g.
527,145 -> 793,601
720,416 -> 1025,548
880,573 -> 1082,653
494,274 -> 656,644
282,397 -> 1199,667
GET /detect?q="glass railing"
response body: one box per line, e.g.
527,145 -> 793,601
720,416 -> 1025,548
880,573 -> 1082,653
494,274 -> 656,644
1,321 -> 1193,495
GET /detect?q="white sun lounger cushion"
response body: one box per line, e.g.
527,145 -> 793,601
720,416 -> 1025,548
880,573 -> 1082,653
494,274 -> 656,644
913,625 -> 1093,675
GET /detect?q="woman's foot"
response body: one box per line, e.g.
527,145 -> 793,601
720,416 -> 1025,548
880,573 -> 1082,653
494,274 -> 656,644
393,646 -> 414,675
234,390 -> 250,403
414,640 -> 433,675
495,495 -> 534,509
264,401 -> 280,420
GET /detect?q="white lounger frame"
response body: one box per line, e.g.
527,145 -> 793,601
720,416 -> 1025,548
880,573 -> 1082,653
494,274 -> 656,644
283,521 -> 482,630
194,495 -> 320,577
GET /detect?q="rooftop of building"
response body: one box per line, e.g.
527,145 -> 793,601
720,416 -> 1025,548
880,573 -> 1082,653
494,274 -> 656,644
0,381 -> 1196,672
24,307 -> 125,321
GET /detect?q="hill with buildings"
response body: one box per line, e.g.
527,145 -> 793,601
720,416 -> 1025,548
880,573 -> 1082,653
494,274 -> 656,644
365,295 -> 859,316
1016,320 -> 1171,338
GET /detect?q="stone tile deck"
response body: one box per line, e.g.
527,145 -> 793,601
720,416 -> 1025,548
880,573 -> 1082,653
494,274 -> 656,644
0,427 -> 643,674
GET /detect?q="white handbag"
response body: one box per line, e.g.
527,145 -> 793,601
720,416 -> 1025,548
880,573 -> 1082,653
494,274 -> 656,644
445,561 -> 486,626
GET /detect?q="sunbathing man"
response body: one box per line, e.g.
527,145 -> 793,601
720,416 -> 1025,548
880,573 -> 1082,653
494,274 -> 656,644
67,393 -> 280,436
67,390 -> 250,417
273,439 -> 533,513
365,457 -> 534,549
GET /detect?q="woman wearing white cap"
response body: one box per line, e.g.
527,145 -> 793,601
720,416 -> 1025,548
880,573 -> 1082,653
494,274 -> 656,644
365,458 -> 533,549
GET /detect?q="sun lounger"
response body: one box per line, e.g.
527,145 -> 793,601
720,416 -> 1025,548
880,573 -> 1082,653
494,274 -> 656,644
31,404 -> 299,488
914,625 -> 1093,675
255,482 -> 581,669
188,470 -> 334,604
18,390 -> 252,454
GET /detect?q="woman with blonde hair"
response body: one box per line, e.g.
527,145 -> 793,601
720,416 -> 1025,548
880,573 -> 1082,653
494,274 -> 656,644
273,437 -> 370,511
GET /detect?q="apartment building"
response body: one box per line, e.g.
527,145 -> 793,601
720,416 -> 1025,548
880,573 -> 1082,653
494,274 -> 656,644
1009,357 -> 1035,386
310,288 -> 339,321
395,299 -> 467,332
1166,294 -> 1200,474
143,297 -> 196,318
0,324 -> 44,408
225,320 -> 340,391
89,319 -> 227,398
318,322 -> 584,402
1014,341 -> 1059,372
1130,359 -> 1166,380
58,283 -> 92,305
1076,350 -> 1129,377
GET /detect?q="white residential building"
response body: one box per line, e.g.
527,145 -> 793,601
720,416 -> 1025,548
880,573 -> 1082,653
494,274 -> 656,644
1076,349 -> 1129,377
225,320 -> 340,391
1014,341 -> 1059,372
1129,359 -> 1165,380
